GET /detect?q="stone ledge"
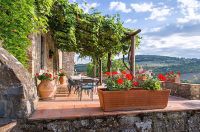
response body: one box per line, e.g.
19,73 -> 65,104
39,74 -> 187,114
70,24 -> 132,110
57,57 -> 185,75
162,82 -> 200,100
12,110 -> 200,132
0,120 -> 16,132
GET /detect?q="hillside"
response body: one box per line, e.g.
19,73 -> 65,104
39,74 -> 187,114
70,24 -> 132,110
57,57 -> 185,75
75,55 -> 200,83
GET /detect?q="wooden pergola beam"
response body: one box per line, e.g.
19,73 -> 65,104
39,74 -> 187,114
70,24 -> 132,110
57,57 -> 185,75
130,29 -> 141,77
122,29 -> 141,42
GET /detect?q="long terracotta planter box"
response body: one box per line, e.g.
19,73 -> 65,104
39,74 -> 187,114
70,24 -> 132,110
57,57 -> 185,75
97,88 -> 170,112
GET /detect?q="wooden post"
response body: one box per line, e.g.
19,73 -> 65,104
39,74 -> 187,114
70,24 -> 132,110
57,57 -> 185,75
130,36 -> 136,77
107,52 -> 111,72
99,58 -> 102,85
93,59 -> 96,78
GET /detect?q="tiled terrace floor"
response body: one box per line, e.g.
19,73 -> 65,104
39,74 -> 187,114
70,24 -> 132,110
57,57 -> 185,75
30,90 -> 200,121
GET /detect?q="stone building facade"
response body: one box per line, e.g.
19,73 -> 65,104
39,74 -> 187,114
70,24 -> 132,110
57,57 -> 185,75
28,32 -> 75,79
0,32 -> 75,126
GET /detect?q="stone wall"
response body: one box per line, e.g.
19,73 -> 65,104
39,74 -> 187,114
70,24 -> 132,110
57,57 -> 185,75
12,110 -> 200,132
162,82 -> 200,100
62,52 -> 75,76
0,47 -> 38,121
28,33 -> 74,77
28,33 -> 42,77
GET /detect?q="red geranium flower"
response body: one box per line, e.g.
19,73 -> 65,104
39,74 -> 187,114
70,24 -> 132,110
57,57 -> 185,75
45,73 -> 49,77
105,72 -> 111,76
133,81 -> 139,87
49,74 -> 52,78
177,71 -> 181,76
157,74 -> 166,81
121,71 -> 127,74
35,73 -> 39,77
117,78 -> 123,84
112,71 -> 118,75
125,74 -> 133,80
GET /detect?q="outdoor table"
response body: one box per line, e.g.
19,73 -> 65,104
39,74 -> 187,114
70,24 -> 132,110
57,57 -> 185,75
69,75 -> 99,95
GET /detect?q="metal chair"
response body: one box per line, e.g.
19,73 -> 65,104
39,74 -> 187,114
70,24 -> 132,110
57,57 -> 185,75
68,79 -> 78,95
78,78 -> 97,101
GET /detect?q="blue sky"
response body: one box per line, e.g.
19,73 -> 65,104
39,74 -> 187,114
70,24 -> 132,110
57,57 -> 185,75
70,0 -> 200,63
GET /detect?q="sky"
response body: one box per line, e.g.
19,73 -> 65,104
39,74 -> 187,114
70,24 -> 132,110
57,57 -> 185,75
70,0 -> 200,64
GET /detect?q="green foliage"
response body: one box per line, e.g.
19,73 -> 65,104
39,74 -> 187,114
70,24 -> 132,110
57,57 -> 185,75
140,78 -> 161,90
0,0 -> 54,66
36,72 -> 53,81
0,0 -> 140,68
49,1 -> 137,60
86,58 -> 128,77
105,75 -> 132,91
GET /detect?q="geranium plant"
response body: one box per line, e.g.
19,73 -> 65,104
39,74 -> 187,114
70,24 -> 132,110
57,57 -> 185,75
105,70 -> 164,91
58,69 -> 66,77
139,78 -> 161,90
166,71 -> 180,81
105,71 -> 133,91
35,72 -> 53,81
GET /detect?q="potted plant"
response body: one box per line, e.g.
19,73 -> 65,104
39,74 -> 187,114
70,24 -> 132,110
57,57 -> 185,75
97,71 -> 170,111
35,71 -> 57,100
165,71 -> 180,83
137,73 -> 148,81
58,69 -> 67,84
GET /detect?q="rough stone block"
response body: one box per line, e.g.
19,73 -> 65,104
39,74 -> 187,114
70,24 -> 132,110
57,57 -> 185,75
0,47 -> 38,120
0,101 -> 5,117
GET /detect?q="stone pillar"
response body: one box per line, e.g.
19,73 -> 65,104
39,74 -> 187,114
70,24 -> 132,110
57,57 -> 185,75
0,47 -> 38,120
27,34 -> 42,77
62,52 -> 75,76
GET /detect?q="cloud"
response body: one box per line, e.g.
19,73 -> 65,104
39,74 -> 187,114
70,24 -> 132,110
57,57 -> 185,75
138,34 -> 200,58
125,19 -> 137,23
69,0 -> 76,3
79,2 -> 100,13
131,3 -> 153,12
144,23 -> 200,37
109,1 -> 131,13
147,6 -> 172,21
139,23 -> 200,58
131,2 -> 172,21
177,0 -> 200,23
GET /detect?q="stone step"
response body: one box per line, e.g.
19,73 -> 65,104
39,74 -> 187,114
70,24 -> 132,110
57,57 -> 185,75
55,93 -> 68,97
56,92 -> 68,94
57,91 -> 68,93
0,120 -> 17,132
57,90 -> 68,92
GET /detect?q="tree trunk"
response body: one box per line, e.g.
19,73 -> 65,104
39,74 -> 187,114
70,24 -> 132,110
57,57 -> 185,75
107,52 -> 112,72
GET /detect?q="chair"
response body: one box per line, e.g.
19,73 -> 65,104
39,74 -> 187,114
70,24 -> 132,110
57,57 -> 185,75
78,78 -> 97,101
68,79 -> 79,95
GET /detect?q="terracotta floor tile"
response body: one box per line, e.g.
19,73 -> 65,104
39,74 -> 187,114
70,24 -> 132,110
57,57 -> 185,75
29,93 -> 200,121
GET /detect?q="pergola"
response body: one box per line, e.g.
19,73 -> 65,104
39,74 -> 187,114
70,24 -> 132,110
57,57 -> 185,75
124,29 -> 141,77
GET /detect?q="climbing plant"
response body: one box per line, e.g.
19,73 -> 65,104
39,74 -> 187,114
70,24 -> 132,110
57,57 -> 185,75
0,0 -> 140,69
49,1 -> 140,65
0,0 -> 54,66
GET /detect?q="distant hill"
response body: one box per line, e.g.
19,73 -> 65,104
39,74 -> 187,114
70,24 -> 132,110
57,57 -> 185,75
75,55 -> 200,83
132,55 -> 200,74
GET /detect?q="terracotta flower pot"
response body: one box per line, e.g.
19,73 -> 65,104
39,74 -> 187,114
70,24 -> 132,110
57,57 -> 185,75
98,88 -> 170,112
59,76 -> 66,84
38,80 -> 56,100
